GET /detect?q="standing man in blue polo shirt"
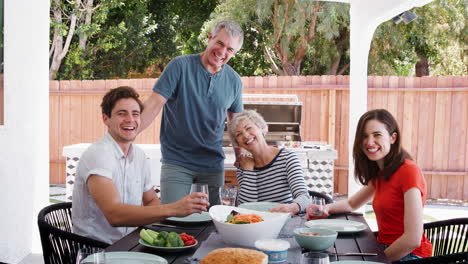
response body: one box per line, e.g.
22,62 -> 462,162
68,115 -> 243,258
140,21 -> 244,206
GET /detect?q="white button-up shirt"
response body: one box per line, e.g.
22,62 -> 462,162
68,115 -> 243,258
72,133 -> 154,244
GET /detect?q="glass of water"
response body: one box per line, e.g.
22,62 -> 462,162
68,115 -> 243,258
190,183 -> 209,201
219,185 -> 238,206
75,248 -> 106,264
300,252 -> 330,264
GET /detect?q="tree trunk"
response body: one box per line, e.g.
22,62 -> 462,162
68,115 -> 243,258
329,56 -> 340,75
415,54 -> 429,77
49,0 -> 81,79
79,0 -> 94,50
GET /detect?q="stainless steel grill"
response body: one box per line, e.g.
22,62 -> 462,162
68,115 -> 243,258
223,94 -> 302,146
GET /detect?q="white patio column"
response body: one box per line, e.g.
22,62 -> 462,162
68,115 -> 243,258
0,0 -> 49,262
347,0 -> 434,197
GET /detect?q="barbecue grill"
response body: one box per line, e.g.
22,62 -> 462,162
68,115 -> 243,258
223,94 -> 302,146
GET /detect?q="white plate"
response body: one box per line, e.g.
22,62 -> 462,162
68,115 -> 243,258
333,261 -> 384,264
304,219 -> 367,234
104,252 -> 167,264
166,211 -> 211,223
138,238 -> 198,252
238,202 -> 281,212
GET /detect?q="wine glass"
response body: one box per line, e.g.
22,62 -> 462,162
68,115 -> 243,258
219,185 -> 238,206
300,252 -> 330,264
75,248 -> 106,264
190,183 -> 209,201
306,197 -> 326,221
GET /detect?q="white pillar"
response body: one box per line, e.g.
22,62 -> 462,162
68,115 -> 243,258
0,0 -> 49,262
347,0 -> 435,197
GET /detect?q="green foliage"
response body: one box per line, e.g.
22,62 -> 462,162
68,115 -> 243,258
53,0 -> 219,79
202,0 -> 350,75
369,0 -> 466,76
51,0 -> 465,79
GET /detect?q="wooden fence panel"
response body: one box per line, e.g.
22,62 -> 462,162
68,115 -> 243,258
49,76 -> 468,201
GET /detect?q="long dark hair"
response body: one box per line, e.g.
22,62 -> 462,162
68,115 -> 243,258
352,109 -> 412,185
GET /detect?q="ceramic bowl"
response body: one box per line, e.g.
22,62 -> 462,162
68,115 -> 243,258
209,205 -> 290,247
293,227 -> 337,251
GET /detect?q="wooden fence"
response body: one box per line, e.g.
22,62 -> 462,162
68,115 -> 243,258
49,75 -> 468,201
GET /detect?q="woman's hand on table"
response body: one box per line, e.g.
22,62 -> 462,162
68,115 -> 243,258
270,203 -> 300,215
169,192 -> 210,217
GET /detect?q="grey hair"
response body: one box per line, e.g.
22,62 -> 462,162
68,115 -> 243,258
228,110 -> 268,146
212,20 -> 244,50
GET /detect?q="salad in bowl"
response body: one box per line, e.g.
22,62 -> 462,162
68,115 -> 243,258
209,205 -> 290,247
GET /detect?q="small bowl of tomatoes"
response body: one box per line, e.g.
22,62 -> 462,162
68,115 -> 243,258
293,227 -> 337,251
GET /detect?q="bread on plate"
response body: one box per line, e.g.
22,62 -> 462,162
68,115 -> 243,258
200,247 -> 268,264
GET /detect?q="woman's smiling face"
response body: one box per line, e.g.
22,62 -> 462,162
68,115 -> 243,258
361,119 -> 396,169
234,119 -> 265,150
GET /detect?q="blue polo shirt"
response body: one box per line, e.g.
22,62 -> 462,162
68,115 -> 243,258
153,54 -> 243,172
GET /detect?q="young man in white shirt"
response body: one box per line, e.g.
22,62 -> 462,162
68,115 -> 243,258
72,86 -> 209,244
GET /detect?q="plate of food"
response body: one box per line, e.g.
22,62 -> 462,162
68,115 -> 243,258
165,211 -> 211,223
139,229 -> 198,252
238,202 -> 281,212
304,219 -> 367,234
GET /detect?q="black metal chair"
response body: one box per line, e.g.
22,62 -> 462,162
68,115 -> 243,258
308,190 -> 334,204
396,218 -> 468,264
37,202 -> 109,264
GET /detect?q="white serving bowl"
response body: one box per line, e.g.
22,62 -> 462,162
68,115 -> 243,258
209,205 -> 290,247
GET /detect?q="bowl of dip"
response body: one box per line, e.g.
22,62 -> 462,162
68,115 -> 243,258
254,239 -> 290,263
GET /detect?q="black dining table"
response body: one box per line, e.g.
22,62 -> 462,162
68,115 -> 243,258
106,213 -> 389,263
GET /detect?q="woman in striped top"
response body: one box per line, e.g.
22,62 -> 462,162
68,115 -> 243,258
228,110 -> 310,215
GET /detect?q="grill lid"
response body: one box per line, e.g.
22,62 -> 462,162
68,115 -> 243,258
223,94 -> 302,146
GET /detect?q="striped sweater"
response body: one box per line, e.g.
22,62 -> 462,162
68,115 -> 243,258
236,148 -> 310,213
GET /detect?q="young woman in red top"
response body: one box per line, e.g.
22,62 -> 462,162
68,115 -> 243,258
306,109 -> 432,262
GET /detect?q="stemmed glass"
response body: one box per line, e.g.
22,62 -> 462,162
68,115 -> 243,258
219,185 -> 238,206
306,197 -> 326,221
75,248 -> 106,264
190,183 -> 209,201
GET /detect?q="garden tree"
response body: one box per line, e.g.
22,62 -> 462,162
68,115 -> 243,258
369,0 -> 466,76
49,0 -> 118,79
202,0 -> 349,76
145,0 -> 219,73
51,0 -> 219,79
55,0 -> 162,80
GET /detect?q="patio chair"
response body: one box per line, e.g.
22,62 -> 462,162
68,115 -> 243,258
37,202 -> 109,264
395,217 -> 468,264
308,190 -> 334,204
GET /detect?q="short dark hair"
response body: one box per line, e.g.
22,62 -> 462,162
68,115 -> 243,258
100,86 -> 144,117
352,109 -> 412,185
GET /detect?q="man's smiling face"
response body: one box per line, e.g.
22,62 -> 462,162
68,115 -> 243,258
203,28 -> 242,73
103,98 -> 141,147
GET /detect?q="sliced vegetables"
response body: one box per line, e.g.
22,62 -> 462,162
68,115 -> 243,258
139,229 -> 195,247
